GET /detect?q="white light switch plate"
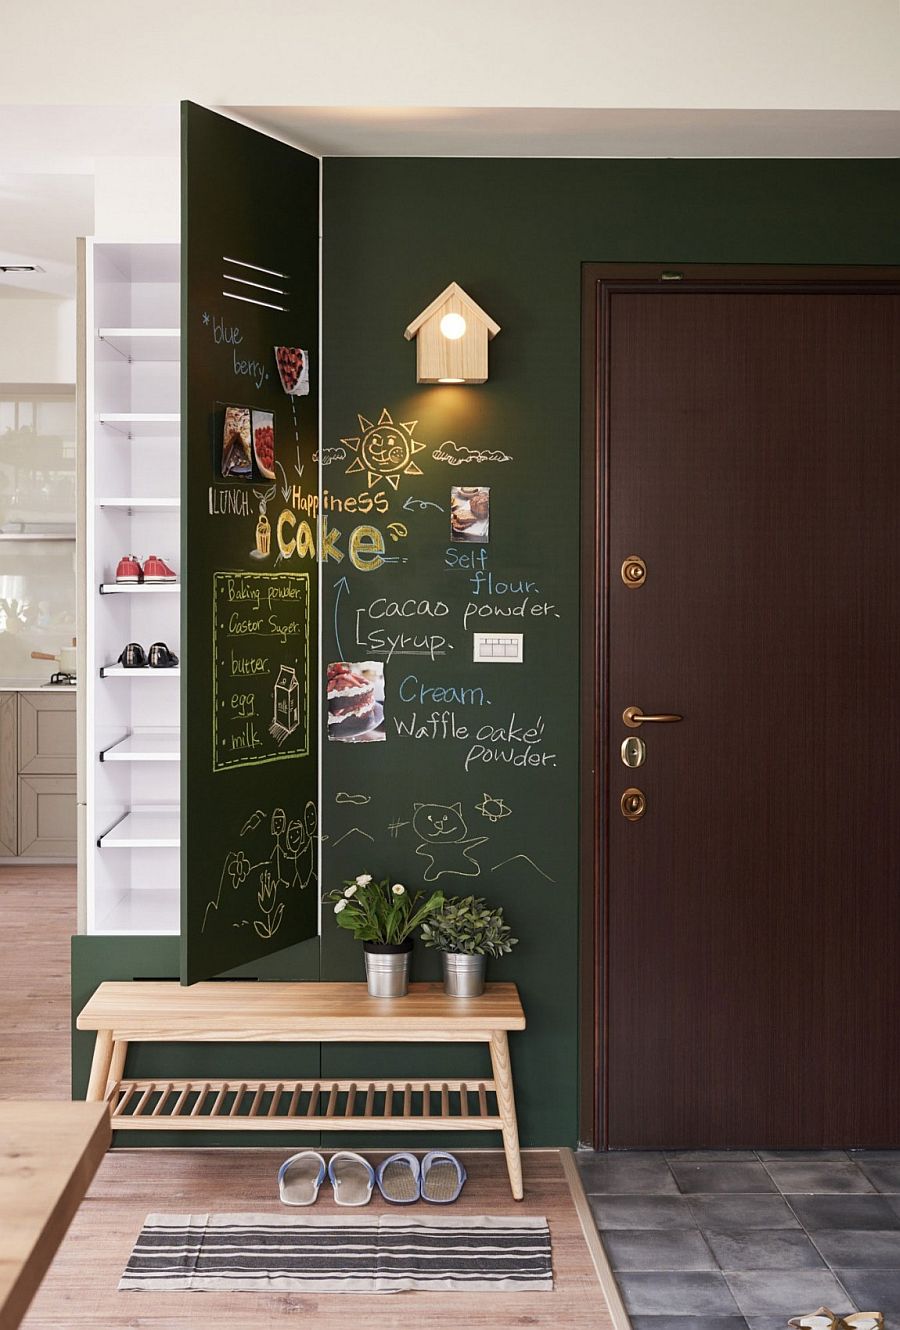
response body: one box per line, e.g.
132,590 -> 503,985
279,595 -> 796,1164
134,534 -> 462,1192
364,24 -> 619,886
473,631 -> 524,663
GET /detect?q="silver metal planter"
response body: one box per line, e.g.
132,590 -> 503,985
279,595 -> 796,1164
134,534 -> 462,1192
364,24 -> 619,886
364,942 -> 412,998
442,952 -> 486,997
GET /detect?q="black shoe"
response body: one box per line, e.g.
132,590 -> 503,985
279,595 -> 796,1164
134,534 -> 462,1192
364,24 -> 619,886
118,642 -> 147,668
148,642 -> 179,668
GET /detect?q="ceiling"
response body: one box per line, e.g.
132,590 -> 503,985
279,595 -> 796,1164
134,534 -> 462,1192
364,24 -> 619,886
0,174 -> 94,299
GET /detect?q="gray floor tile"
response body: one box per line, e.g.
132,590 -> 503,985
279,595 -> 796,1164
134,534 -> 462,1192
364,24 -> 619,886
671,1162 -> 776,1194
705,1228 -> 825,1271
756,1149 -> 849,1162
810,1228 -> 900,1268
745,1320 -> 818,1330
575,1149 -> 665,1167
665,1150 -> 759,1162
578,1155 -> 679,1195
631,1319 -> 747,1330
724,1269 -> 853,1315
617,1271 -> 740,1316
789,1194 -> 900,1231
689,1195 -> 801,1230
601,1227 -> 717,1271
836,1268 -> 900,1311
854,1161 -> 900,1193
764,1162 -> 875,1194
589,1194 -> 697,1230
849,1150 -> 900,1165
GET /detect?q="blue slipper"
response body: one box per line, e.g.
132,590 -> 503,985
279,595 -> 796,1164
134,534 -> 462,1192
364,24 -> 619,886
376,1151 -> 421,1203
421,1150 -> 467,1203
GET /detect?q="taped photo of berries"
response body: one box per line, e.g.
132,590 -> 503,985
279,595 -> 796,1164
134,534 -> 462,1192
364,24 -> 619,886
274,346 -> 310,397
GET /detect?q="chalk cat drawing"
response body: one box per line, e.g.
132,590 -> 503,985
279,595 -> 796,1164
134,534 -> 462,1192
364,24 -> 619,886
413,801 -> 488,881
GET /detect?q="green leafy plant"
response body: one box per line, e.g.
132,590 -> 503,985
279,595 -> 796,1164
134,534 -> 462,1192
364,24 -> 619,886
420,895 -> 518,958
327,874 -> 443,946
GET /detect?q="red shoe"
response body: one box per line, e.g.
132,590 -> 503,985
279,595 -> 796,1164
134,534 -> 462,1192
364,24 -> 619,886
115,554 -> 142,583
142,554 -> 177,583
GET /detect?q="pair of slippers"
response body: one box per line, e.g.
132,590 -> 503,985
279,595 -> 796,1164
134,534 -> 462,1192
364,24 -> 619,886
789,1313 -> 883,1330
278,1150 -> 466,1207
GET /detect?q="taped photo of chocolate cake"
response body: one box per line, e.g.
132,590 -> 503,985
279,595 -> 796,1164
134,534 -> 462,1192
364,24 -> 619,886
274,346 -> 310,397
326,660 -> 386,742
222,405 -> 252,478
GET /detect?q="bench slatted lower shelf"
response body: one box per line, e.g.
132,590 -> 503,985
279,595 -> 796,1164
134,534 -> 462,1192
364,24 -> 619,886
109,1078 -> 500,1130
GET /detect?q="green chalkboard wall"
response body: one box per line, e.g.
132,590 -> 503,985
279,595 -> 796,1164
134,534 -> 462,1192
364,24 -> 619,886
73,156 -> 900,1146
181,104 -> 320,983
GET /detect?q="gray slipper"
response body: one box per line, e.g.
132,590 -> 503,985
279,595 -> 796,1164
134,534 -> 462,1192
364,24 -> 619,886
328,1151 -> 375,1206
278,1150 -> 326,1206
421,1150 -> 467,1203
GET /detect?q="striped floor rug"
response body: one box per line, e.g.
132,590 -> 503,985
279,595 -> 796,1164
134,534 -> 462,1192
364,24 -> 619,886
119,1212 -> 553,1293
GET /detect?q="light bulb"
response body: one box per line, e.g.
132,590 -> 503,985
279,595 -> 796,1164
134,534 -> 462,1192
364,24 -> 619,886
439,312 -> 467,340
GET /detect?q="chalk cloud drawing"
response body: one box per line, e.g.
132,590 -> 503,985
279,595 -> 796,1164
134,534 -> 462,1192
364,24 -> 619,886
476,793 -> 512,823
335,791 -> 371,806
203,802 -> 318,940
491,852 -> 555,884
342,408 -> 427,492
413,801 -> 488,881
314,446 -> 347,466
433,441 -> 513,466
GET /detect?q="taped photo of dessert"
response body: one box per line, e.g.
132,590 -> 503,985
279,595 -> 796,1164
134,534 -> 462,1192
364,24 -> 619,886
274,346 -> 310,397
450,485 -> 490,543
326,660 -> 386,743
221,405 -> 252,478
251,409 -> 276,480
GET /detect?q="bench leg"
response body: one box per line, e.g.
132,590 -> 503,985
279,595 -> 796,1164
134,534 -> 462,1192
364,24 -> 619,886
489,1031 -> 523,1200
86,1029 -> 114,1102
107,1039 -> 128,1095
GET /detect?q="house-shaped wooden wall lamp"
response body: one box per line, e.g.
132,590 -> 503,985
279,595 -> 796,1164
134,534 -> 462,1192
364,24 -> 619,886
404,282 -> 501,384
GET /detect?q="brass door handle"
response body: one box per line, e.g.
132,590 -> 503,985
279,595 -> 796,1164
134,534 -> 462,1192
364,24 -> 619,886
623,705 -> 684,729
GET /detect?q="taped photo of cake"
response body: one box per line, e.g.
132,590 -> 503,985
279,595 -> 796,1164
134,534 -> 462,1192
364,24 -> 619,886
221,405 -> 252,478
274,346 -> 310,397
327,661 -> 386,743
450,485 -> 490,543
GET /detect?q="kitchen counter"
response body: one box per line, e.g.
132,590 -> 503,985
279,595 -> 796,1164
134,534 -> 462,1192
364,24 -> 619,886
0,680 -> 77,692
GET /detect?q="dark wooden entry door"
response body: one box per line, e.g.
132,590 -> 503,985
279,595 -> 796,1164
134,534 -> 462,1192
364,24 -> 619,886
593,269 -> 900,1147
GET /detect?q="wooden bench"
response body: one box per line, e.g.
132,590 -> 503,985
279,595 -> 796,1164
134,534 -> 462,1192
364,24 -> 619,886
77,980 -> 527,1199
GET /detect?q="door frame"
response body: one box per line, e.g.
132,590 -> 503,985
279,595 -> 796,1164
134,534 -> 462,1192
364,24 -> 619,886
578,261 -> 900,1149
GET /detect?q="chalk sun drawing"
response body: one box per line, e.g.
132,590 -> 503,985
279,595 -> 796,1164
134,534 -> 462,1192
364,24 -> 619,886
476,793 -> 512,823
432,441 -> 513,466
342,408 -> 427,493
203,802 -> 319,940
413,801 -> 488,881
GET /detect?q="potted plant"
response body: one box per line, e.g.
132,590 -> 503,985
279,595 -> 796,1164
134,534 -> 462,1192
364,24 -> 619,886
420,895 -> 518,997
327,874 -> 443,998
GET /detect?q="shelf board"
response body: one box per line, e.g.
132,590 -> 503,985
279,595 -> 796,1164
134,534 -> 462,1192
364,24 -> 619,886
100,664 -> 181,678
97,328 -> 180,361
97,413 -> 180,438
98,809 -> 180,849
96,498 -> 180,511
92,885 -> 179,936
99,581 -> 180,595
100,729 -> 181,762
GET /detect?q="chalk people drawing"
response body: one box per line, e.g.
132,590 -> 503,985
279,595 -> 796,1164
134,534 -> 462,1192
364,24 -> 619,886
202,801 -> 318,940
413,801 -> 488,881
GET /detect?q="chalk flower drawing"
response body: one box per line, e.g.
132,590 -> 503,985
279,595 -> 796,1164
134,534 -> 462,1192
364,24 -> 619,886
432,441 -> 513,466
202,801 -> 319,939
413,801 -> 488,881
476,793 -> 512,823
342,408 -> 427,492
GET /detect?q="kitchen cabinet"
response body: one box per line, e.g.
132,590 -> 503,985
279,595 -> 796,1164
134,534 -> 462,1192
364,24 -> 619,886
0,689 -> 76,859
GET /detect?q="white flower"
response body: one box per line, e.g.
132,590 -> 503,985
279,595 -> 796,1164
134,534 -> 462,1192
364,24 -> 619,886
344,884 -> 358,897
334,899 -> 348,913
392,883 -> 406,895
356,874 -> 372,886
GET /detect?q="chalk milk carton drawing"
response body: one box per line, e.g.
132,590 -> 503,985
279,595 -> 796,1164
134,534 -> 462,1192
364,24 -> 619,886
272,665 -> 301,740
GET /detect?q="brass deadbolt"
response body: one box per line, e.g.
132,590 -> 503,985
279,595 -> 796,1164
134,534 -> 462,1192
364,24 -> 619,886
620,787 -> 646,821
621,555 -> 647,588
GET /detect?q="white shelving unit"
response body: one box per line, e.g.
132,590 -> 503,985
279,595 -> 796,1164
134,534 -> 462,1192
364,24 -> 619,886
81,240 -> 181,938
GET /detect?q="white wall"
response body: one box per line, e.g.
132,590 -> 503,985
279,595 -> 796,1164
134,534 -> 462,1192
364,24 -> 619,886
0,298 -> 75,383
3,0 -> 899,112
93,156 -> 179,242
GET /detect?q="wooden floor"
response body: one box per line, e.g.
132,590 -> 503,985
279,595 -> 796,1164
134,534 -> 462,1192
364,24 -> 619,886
0,867 -> 613,1329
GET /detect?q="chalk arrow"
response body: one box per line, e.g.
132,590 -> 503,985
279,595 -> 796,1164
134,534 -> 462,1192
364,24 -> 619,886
402,495 -> 445,514
275,460 -> 292,500
333,575 -> 350,659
